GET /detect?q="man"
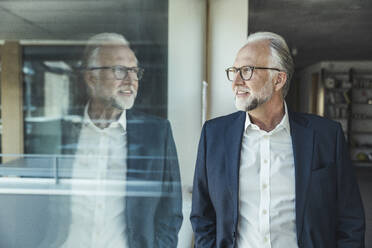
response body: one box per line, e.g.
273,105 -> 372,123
56,33 -> 182,248
190,32 -> 365,248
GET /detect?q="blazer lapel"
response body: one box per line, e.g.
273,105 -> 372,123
289,111 -> 314,243
125,110 -> 146,240
224,111 -> 246,218
126,110 -> 146,180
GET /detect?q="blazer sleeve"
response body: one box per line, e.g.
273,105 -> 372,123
190,123 -> 217,247
154,121 -> 183,247
336,123 -> 366,247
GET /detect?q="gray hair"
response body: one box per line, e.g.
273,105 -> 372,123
246,32 -> 294,98
82,33 -> 131,69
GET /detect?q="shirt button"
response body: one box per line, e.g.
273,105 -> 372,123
262,184 -> 268,189
264,236 -> 269,243
264,159 -> 268,164
262,209 -> 267,215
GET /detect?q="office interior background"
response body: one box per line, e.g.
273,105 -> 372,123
0,0 -> 371,247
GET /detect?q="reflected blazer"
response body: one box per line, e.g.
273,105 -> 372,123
61,109 -> 183,248
190,110 -> 365,248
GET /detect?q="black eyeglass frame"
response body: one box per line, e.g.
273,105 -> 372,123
225,66 -> 281,81
85,65 -> 144,81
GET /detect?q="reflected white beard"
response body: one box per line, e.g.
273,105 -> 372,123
111,95 -> 135,110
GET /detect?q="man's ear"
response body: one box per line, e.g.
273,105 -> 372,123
84,70 -> 96,95
274,71 -> 287,92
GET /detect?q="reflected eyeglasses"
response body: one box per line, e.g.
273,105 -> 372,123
86,65 -> 144,81
225,65 -> 281,81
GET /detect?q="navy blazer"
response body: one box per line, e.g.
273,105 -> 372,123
123,110 -> 183,247
52,109 -> 183,248
190,111 -> 365,248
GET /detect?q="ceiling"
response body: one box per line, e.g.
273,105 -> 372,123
0,0 -> 168,44
1,0 -> 371,70
249,0 -> 372,69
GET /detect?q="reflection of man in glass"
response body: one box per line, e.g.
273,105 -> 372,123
60,33 -> 182,248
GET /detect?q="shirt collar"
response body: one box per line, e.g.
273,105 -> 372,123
245,101 -> 290,134
83,103 -> 127,132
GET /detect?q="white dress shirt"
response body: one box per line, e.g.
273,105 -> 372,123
236,103 -> 298,248
61,105 -> 128,248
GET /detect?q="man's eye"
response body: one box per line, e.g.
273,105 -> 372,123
116,68 -> 126,73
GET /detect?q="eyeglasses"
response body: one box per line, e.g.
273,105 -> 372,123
86,65 -> 144,81
225,66 -> 281,81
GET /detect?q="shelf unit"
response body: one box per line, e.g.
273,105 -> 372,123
321,68 -> 372,167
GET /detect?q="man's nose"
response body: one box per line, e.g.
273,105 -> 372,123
126,71 -> 140,82
119,75 -> 134,85
232,72 -> 244,86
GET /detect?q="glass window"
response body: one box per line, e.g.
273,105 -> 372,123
0,1 -> 201,247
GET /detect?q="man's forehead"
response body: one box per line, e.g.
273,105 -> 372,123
98,45 -> 137,64
234,40 -> 270,66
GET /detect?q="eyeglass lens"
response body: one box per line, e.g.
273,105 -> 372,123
113,67 -> 143,81
227,66 -> 253,81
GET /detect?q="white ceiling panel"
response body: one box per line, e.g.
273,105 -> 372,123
0,0 -> 168,42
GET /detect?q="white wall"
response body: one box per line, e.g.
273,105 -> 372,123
169,0 -> 249,187
168,1 -> 249,246
168,1 -> 207,247
168,0 -> 207,191
208,0 -> 249,119
168,0 -> 249,189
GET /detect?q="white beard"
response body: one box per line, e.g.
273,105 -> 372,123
235,78 -> 274,112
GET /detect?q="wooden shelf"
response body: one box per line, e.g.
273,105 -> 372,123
353,161 -> 372,168
352,102 -> 372,105
351,131 -> 372,135
351,145 -> 372,149
352,117 -> 372,120
326,88 -> 351,92
353,87 -> 372,90
327,103 -> 349,106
